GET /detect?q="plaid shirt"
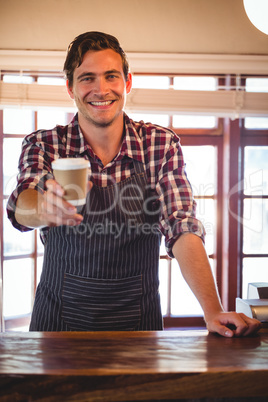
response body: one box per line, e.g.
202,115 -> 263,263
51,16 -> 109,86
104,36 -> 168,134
7,113 -> 205,257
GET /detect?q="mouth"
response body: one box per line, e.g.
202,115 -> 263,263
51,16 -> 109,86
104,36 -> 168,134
89,100 -> 115,106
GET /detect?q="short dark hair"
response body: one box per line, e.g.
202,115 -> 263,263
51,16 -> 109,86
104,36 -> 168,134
63,31 -> 130,87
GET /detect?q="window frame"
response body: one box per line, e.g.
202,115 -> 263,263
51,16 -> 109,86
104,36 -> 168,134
162,131 -> 223,328
1,71 -> 267,331
0,107 -> 41,330
239,122 -> 268,298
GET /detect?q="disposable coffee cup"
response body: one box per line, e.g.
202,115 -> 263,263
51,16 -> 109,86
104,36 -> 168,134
52,158 -> 90,206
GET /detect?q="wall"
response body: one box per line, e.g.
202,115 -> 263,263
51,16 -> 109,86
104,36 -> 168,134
0,0 -> 268,55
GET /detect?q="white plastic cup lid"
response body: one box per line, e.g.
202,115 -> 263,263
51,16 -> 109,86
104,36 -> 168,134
52,158 -> 90,170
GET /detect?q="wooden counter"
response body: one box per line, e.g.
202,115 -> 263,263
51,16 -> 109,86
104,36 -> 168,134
0,329 -> 268,401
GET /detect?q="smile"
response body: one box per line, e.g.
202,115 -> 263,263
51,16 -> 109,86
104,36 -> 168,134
89,100 -> 114,106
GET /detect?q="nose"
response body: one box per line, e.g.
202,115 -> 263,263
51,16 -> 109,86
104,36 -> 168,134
93,77 -> 109,97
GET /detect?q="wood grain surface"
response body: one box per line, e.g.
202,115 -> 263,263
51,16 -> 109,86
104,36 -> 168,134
0,329 -> 268,401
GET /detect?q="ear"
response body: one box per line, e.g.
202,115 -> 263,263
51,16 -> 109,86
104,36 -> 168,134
66,80 -> 74,99
126,73 -> 132,94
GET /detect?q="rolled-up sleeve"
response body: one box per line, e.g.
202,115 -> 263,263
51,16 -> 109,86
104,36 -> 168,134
6,131 -> 54,232
156,140 -> 205,258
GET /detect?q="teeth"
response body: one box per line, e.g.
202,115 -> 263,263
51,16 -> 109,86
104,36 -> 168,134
90,101 -> 113,106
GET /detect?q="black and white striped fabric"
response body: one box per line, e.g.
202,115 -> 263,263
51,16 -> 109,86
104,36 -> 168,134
30,160 -> 163,331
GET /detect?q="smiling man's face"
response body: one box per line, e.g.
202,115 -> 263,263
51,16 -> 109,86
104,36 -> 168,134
67,49 -> 132,129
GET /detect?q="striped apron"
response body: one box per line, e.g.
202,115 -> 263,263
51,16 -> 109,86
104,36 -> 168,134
30,160 -> 163,331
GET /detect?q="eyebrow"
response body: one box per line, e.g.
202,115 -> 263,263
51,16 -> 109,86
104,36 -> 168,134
76,69 -> 122,81
77,72 -> 95,81
105,69 -> 122,76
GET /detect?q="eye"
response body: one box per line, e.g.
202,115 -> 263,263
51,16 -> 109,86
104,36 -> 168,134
107,74 -> 119,80
78,75 -> 94,83
81,77 -> 92,82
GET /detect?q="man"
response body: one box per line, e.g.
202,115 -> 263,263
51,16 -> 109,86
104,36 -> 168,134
7,31 -> 261,336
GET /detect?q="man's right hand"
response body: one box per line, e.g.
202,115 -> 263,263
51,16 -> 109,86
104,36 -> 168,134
15,180 -> 84,229
40,179 -> 84,227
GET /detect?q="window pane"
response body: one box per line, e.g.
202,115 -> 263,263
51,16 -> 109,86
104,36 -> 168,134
159,259 -> 169,316
196,199 -> 215,256
3,75 -> 33,84
37,233 -> 45,253
244,117 -> 268,129
159,237 -> 167,256
181,146 -> 216,256
3,109 -> 34,134
128,112 -> 169,127
3,200 -> 33,256
37,77 -> 65,86
246,78 -> 268,93
170,262 -> 203,316
173,115 -> 216,128
3,137 -> 23,195
243,199 -> 268,254
3,258 -> 32,317
37,256 -> 44,285
174,76 -> 217,91
182,146 -> 216,196
209,257 -> 216,277
242,257 -> 268,298
244,146 -> 268,195
132,75 -> 170,89
37,109 -> 68,130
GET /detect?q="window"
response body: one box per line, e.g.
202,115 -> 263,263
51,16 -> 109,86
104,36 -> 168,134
173,76 -> 217,91
163,145 -> 217,318
173,115 -> 217,129
0,74 -> 74,331
245,78 -> 268,129
132,75 -> 170,89
1,72 -> 267,331
241,144 -> 268,298
1,108 -> 36,329
127,75 -> 221,327
128,113 -> 169,127
245,78 -> 268,93
240,78 -> 268,299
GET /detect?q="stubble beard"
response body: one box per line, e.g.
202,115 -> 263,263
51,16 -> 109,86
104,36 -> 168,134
86,115 -> 115,128
78,98 -> 122,129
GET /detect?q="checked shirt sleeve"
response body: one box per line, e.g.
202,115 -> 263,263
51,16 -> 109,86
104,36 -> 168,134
156,138 -> 205,258
6,130 -> 56,232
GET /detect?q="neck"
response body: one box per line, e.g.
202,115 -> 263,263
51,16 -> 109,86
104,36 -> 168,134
78,113 -> 124,166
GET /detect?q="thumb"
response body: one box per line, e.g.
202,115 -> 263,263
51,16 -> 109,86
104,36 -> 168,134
221,325 -> 235,337
207,321 -> 235,338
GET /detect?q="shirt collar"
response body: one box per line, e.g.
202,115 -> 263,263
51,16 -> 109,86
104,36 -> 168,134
65,114 -> 94,158
65,112 -> 144,163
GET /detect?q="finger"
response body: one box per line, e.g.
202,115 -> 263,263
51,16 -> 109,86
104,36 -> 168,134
220,313 -> 260,337
41,192 -> 83,226
206,319 -> 235,337
46,179 -> 65,197
236,313 -> 261,336
221,314 -> 249,337
45,191 -> 76,213
229,314 -> 258,337
208,313 -> 248,337
215,324 -> 235,338
41,207 -> 83,227
53,213 -> 83,227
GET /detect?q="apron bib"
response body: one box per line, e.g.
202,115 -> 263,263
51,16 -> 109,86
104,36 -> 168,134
30,160 -> 163,331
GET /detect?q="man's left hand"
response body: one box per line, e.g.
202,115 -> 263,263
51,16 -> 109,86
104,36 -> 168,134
205,311 -> 262,337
